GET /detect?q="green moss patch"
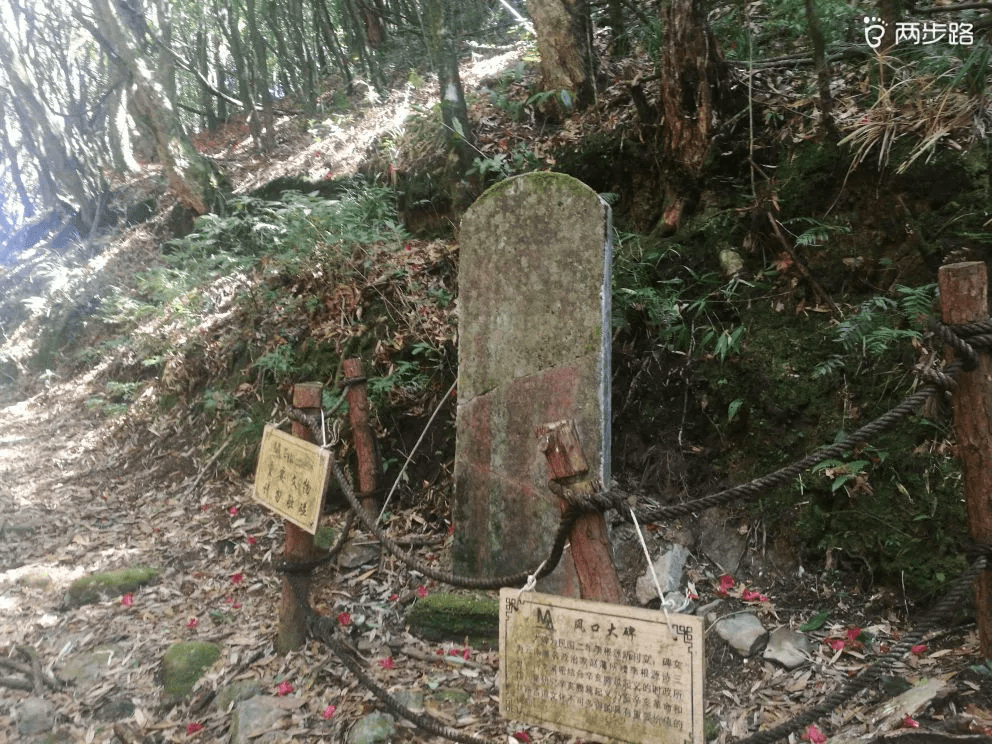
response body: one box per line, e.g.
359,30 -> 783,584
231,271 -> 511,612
67,566 -> 159,606
406,592 -> 499,648
161,641 -> 221,700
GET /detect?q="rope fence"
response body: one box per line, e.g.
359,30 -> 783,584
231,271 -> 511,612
273,313 -> 992,743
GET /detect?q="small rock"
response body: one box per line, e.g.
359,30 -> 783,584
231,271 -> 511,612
160,641 -> 220,700
698,507 -> 747,574
719,248 -> 744,278
635,544 -> 690,605
710,612 -> 768,657
230,696 -> 302,744
215,679 -> 263,712
57,647 -> 119,684
347,711 -> 396,744
392,689 -> 425,712
763,627 -> 812,669
337,541 -> 380,569
17,696 -> 54,735
17,570 -> 53,588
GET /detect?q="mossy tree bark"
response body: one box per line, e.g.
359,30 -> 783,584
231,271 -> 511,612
424,0 -> 476,172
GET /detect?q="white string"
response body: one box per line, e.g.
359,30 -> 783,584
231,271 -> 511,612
517,558 -> 548,598
630,507 -> 678,639
320,408 -> 327,448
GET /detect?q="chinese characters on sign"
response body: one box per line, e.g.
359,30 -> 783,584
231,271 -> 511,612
863,16 -> 973,49
499,590 -> 704,744
252,425 -> 331,534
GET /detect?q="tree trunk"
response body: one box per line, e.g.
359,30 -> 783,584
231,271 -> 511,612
0,30 -> 94,220
85,0 -> 228,215
0,100 -> 36,219
424,0 -> 475,171
803,0 -> 834,134
655,0 -> 726,234
524,0 -> 595,110
316,0 -> 353,88
246,0 -> 275,151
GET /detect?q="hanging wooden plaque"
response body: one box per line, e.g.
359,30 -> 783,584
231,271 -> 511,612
499,590 -> 704,744
253,425 -> 331,534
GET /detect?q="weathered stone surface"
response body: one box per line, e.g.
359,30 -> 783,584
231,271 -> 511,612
230,695 -> 303,744
763,626 -> 813,669
16,696 -> 54,735
453,172 -> 611,595
215,679 -> 263,711
160,641 -> 220,700
709,611 -> 768,657
635,543 -> 690,605
57,646 -> 121,684
347,711 -> 396,744
66,566 -> 159,606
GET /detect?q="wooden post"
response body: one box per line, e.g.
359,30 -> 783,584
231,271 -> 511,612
343,358 -> 378,515
538,420 -> 624,604
939,261 -> 992,658
277,382 -> 322,653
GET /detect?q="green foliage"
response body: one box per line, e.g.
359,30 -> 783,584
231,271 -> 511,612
468,144 -> 540,183
612,234 -> 747,363
813,284 -> 935,377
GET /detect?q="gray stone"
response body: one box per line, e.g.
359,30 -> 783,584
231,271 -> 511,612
230,696 -> 301,744
763,627 -> 813,669
337,541 -> 380,569
16,696 -> 54,735
392,689 -> 425,712
698,507 -> 747,574
215,679 -> 263,711
453,172 -> 613,596
347,711 -> 396,744
57,647 -> 120,684
635,544 -> 690,605
719,248 -> 744,278
709,611 -> 768,657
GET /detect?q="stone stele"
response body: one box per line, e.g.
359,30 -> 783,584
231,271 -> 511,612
454,172 -> 611,595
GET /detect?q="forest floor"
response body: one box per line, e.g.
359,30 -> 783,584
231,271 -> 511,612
1,357 -> 991,742
2,36 -> 992,744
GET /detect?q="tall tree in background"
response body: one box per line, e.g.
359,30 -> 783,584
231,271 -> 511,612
525,0 -> 595,110
424,0 -> 475,171
657,0 -> 727,232
79,0 -> 228,214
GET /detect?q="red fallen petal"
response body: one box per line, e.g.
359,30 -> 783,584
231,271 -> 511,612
718,575 -> 734,593
277,681 -> 293,696
337,612 -> 351,626
462,648 -> 471,659
121,593 -> 134,607
186,722 -> 204,734
322,705 -> 336,719
378,657 -> 395,669
416,586 -> 428,598
902,716 -> 920,729
911,644 -> 927,655
828,639 -> 845,651
847,627 -> 861,642
801,724 -> 827,743
513,732 -> 532,742
389,593 -> 398,601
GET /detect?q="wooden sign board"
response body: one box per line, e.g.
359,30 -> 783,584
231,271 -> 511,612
499,590 -> 704,744
253,425 -> 331,534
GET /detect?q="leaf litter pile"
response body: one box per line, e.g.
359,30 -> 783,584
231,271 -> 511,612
1,39 -> 992,744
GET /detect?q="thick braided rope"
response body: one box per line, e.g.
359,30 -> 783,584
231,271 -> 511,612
310,614 -> 499,744
287,408 -> 582,590
734,554 -> 988,744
